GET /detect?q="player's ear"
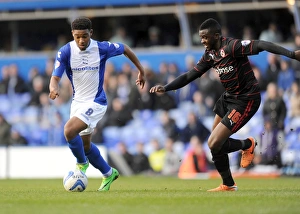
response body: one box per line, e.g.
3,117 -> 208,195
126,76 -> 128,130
90,29 -> 93,37
214,33 -> 220,39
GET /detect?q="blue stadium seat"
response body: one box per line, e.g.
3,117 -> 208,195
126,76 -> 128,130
102,126 -> 121,148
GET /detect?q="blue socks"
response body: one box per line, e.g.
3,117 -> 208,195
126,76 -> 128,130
85,143 -> 111,174
68,136 -> 111,174
68,135 -> 87,164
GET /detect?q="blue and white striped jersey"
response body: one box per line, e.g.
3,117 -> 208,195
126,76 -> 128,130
53,39 -> 124,105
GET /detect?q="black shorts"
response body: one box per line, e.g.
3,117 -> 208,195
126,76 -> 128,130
213,92 -> 261,133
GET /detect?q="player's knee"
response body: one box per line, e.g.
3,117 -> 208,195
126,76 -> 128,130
64,124 -> 76,141
207,135 -> 222,152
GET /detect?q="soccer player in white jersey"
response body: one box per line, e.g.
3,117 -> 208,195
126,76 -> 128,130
49,17 -> 145,191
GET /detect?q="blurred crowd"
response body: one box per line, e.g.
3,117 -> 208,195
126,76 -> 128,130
1,33 -> 300,176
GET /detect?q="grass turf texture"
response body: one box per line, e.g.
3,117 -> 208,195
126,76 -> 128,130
1,176 -> 299,214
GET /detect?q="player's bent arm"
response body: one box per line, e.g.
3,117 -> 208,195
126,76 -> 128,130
164,69 -> 201,92
49,75 -> 61,100
255,40 -> 296,59
123,44 -> 145,76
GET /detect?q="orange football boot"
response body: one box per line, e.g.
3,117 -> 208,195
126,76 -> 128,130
240,137 -> 257,168
207,184 -> 238,192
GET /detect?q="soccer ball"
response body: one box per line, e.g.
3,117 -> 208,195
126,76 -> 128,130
63,170 -> 88,192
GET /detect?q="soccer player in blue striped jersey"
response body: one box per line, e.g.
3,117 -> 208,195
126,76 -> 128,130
49,17 -> 145,191
150,18 -> 300,191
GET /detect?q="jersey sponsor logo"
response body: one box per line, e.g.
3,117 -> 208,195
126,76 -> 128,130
54,60 -> 60,69
241,40 -> 251,46
215,65 -> 234,75
72,66 -> 99,72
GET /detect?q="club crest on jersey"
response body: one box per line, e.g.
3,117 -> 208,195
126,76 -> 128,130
220,49 -> 225,57
241,40 -> 251,47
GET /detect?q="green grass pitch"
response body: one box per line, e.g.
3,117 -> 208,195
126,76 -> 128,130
1,176 -> 299,214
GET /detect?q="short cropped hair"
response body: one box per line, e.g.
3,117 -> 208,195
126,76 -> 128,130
71,17 -> 92,30
199,18 -> 222,34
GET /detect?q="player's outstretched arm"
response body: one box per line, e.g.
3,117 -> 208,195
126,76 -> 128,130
150,69 -> 201,94
123,44 -> 146,89
256,40 -> 299,60
49,76 -> 61,100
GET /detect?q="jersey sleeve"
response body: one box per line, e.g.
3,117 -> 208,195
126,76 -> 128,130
226,39 -> 259,58
194,53 -> 213,74
98,41 -> 125,59
52,44 -> 70,78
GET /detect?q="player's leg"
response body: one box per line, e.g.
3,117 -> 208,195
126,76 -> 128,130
209,115 -> 254,162
208,96 -> 261,191
64,116 -> 88,166
220,103 -> 259,168
209,94 -> 252,153
207,115 -> 237,191
86,140 -> 119,191
79,103 -> 119,191
82,136 -> 119,191
81,134 -> 111,176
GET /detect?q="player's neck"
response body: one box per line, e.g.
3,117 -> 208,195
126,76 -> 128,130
86,39 -> 91,49
213,39 -> 222,51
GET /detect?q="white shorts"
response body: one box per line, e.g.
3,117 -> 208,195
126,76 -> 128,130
70,101 -> 107,136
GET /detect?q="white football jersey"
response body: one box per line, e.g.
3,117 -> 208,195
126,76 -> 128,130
53,39 -> 124,105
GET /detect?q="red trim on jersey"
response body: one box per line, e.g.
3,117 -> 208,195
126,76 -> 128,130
244,69 -> 252,75
193,66 -> 206,75
247,91 -> 260,96
225,86 -> 239,91
242,61 -> 250,66
219,61 -> 234,67
250,41 -> 253,54
242,42 -> 245,56
231,40 -> 238,58
221,76 -> 238,83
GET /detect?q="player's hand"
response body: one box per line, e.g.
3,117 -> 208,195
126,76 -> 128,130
49,90 -> 59,100
149,85 -> 166,93
295,50 -> 300,61
136,73 -> 145,89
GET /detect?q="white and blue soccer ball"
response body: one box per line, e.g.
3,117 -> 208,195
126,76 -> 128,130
63,170 -> 88,192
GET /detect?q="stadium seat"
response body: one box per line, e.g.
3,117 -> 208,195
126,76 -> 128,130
102,126 -> 121,148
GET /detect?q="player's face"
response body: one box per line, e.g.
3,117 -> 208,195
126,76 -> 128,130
72,29 -> 93,51
199,29 -> 219,51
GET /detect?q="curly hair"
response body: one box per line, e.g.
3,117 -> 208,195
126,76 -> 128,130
71,17 -> 92,30
199,18 -> 221,34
